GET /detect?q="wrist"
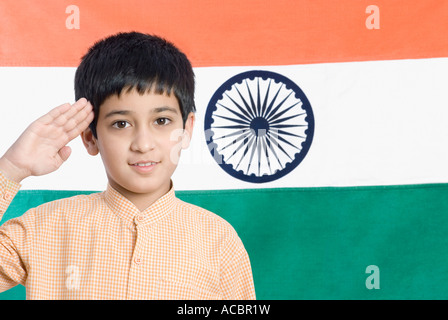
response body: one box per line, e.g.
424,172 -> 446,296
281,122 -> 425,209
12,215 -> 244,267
0,156 -> 29,183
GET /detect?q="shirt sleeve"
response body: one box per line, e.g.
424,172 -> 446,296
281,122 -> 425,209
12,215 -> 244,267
220,229 -> 256,300
0,171 -> 21,220
0,171 -> 26,292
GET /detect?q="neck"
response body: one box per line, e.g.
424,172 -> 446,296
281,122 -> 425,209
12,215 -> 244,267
109,181 -> 172,212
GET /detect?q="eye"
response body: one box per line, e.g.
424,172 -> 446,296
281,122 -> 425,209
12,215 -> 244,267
112,120 -> 130,129
155,118 -> 171,126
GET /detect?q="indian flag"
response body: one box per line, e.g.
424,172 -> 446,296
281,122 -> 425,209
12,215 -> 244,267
1,0 -> 448,299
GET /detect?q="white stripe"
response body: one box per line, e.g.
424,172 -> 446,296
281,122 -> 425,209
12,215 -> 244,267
1,57 -> 448,190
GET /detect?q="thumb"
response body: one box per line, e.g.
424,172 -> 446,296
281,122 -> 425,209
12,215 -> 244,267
58,146 -> 72,162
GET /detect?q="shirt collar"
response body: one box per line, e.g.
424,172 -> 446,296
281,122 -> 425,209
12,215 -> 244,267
104,182 -> 176,230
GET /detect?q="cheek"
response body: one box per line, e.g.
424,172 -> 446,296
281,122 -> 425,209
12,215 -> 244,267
97,137 -> 128,163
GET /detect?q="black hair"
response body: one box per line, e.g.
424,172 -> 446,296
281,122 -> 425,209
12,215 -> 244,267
74,31 -> 195,137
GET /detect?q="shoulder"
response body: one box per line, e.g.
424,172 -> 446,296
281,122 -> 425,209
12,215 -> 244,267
20,191 -> 104,223
172,197 -> 244,247
37,191 -> 102,210
0,191 -> 104,236
174,198 -> 234,230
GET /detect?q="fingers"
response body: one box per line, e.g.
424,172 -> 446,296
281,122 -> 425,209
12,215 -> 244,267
40,99 -> 83,125
55,98 -> 91,126
41,98 -> 90,126
39,98 -> 94,141
65,104 -> 95,141
63,100 -> 93,131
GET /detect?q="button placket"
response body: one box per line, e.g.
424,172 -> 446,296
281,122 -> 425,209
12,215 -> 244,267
126,221 -> 154,298
132,218 -> 148,266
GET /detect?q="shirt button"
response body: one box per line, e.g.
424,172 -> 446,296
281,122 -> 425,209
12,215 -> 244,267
3,192 -> 13,201
134,257 -> 142,265
135,214 -> 144,223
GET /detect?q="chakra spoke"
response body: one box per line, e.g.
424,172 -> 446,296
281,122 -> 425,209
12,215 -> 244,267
269,112 -> 306,125
235,136 -> 256,171
267,101 -> 302,123
266,132 -> 293,162
234,85 -> 256,119
212,129 -> 251,140
214,114 -> 251,125
256,78 -> 261,117
260,79 -> 272,118
264,134 -> 283,168
262,84 -> 283,119
218,103 -> 252,123
275,129 -> 306,140
211,124 -> 250,130
218,130 -> 252,152
269,124 -> 307,129
246,136 -> 258,174
268,131 -> 302,151
226,135 -> 250,163
264,91 -> 293,121
245,80 -> 258,119
261,136 -> 272,175
224,93 -> 252,120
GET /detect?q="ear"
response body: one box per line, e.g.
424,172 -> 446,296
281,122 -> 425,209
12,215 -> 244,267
81,127 -> 99,156
181,112 -> 195,149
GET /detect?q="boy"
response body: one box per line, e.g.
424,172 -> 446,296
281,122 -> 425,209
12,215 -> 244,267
0,32 -> 256,299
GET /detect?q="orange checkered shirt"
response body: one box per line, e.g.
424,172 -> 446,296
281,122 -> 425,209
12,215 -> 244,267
0,172 -> 256,299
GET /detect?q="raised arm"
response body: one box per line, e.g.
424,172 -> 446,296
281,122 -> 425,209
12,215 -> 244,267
0,98 -> 94,183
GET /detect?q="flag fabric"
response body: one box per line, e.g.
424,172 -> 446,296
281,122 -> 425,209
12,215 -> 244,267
1,0 -> 448,299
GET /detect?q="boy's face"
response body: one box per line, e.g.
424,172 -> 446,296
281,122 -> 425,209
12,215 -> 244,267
81,88 -> 194,209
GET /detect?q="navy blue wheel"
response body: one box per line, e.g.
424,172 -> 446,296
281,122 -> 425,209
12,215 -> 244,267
204,70 -> 314,183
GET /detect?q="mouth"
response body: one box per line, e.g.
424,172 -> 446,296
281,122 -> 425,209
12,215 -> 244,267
129,161 -> 159,173
130,161 -> 158,167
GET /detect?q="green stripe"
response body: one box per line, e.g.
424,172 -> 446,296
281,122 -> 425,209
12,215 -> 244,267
2,183 -> 448,299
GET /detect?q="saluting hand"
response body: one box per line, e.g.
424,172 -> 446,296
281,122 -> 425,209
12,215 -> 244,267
0,98 -> 94,183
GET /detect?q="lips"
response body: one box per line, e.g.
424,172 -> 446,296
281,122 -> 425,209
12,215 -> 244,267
131,161 -> 158,167
129,160 -> 159,173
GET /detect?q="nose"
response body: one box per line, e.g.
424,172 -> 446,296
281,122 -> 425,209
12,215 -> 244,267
130,127 -> 155,153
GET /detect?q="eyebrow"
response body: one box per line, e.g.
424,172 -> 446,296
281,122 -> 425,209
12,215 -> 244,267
104,110 -> 131,118
104,106 -> 179,118
152,106 -> 179,114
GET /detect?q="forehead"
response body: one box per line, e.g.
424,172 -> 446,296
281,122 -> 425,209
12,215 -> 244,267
99,88 -> 181,117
